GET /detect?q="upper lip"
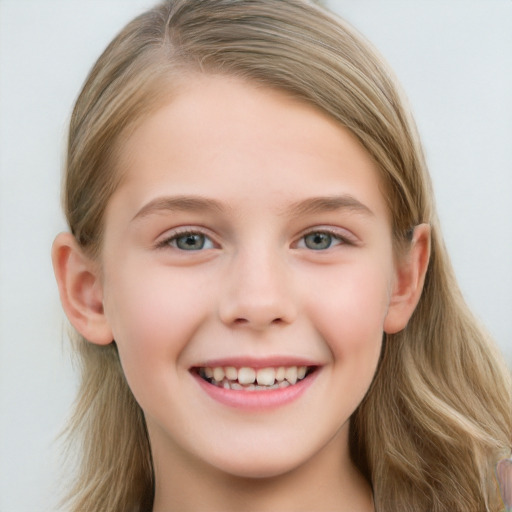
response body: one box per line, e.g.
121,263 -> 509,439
190,356 -> 322,369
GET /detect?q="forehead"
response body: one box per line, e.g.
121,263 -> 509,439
109,74 -> 389,222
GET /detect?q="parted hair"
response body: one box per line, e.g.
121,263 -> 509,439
61,1 -> 512,510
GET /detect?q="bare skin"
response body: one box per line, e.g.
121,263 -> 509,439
53,74 -> 429,512
151,416 -> 373,512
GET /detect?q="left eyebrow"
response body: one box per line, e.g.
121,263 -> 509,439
132,195 -> 226,221
283,195 -> 375,218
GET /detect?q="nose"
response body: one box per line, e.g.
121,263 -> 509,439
218,247 -> 297,330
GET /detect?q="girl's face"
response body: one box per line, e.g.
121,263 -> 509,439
97,75 -> 406,479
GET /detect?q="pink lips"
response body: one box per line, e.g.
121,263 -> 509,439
190,357 -> 320,411
196,356 -> 319,369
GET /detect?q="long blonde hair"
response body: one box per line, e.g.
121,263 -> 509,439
61,1 -> 512,510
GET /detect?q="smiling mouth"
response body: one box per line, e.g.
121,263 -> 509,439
194,365 -> 317,391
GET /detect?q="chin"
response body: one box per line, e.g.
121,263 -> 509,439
206,446 -> 310,480
218,462 -> 299,480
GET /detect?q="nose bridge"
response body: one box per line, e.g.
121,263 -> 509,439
219,241 -> 296,329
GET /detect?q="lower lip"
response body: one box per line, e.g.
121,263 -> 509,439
192,371 -> 319,410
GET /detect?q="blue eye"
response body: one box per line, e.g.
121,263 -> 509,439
299,231 -> 343,250
166,232 -> 214,251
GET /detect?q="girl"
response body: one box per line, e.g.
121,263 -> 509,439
52,0 -> 512,510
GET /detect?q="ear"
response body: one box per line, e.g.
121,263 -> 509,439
383,224 -> 431,334
52,232 -> 113,345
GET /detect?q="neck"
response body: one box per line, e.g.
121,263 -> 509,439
150,426 -> 374,512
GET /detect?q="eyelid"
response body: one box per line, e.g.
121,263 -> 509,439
293,226 -> 357,249
153,225 -> 357,250
155,226 -> 219,250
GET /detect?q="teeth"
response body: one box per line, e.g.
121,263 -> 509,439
256,367 -> 276,386
238,367 -> 256,385
213,367 -> 225,382
275,366 -> 286,382
199,365 -> 311,389
225,366 -> 237,380
285,367 -> 297,385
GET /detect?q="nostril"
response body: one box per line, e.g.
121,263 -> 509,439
231,317 -> 284,327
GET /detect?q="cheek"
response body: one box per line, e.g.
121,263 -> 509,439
102,265 -> 212,379
306,263 -> 390,367
304,266 -> 389,418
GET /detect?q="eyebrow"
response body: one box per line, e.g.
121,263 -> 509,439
284,195 -> 374,218
132,195 -> 226,221
132,193 -> 374,221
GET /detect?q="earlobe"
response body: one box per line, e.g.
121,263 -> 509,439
383,224 -> 431,334
52,232 -> 113,345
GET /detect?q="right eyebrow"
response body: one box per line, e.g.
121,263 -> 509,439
131,195 -> 226,221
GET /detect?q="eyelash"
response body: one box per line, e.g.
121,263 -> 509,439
156,227 -> 353,252
156,228 -> 216,251
294,228 -> 352,250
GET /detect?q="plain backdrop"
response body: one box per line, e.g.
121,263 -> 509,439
0,1 -> 511,510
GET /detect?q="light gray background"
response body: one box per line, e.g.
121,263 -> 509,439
0,1 -> 511,510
